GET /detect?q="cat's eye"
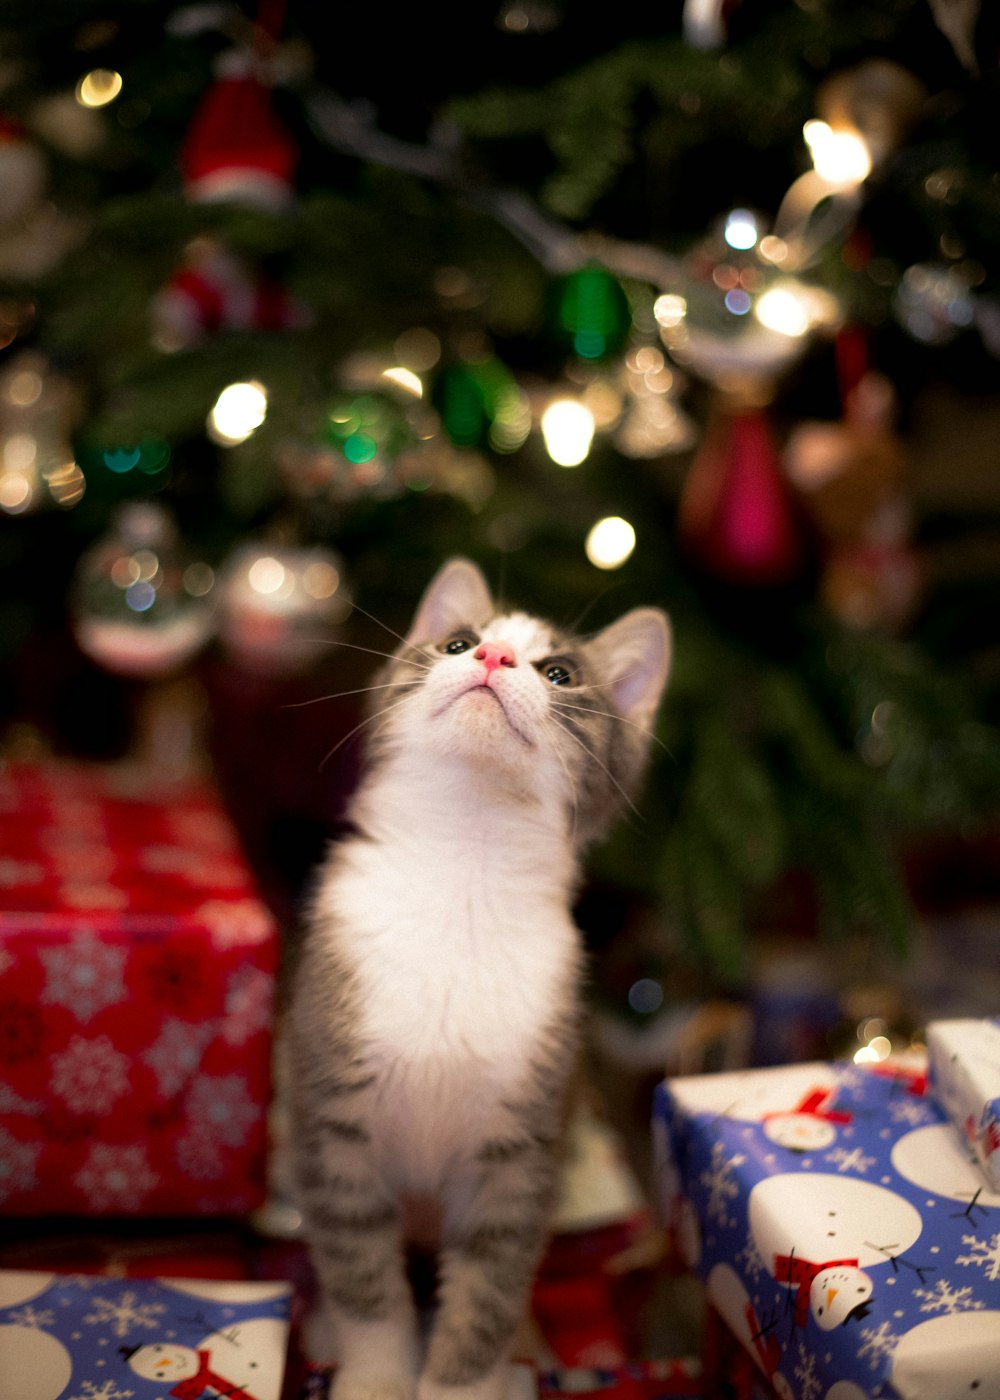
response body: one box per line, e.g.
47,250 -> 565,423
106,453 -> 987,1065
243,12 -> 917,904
441,632 -> 478,655
540,659 -> 576,686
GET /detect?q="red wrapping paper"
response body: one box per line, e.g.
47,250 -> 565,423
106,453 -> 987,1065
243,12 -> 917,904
0,760 -> 279,1217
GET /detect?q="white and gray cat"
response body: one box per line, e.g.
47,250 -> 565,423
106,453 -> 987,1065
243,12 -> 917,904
289,557 -> 670,1400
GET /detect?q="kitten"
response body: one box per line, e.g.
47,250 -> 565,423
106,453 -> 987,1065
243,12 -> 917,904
289,558 -> 670,1400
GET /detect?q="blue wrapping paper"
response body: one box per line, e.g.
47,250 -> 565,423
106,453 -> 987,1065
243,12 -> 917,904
653,1059 -> 1000,1399
0,1271 -> 292,1400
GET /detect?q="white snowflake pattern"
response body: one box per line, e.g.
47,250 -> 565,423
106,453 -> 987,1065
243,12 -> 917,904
51,1034 -> 131,1114
195,897 -> 274,950
0,856 -> 44,885
0,1126 -> 40,1201
221,965 -> 273,1045
824,1145 -> 877,1176
887,1096 -> 933,1127
0,1083 -> 42,1115
143,1017 -> 213,1097
793,1340 -> 822,1400
913,1278 -> 986,1315
74,1144 -> 158,1212
39,928 -> 128,1023
174,1126 -> 227,1181
60,882 -> 128,911
857,1320 -> 900,1369
956,1231 -> 1000,1282
83,1289 -> 167,1338
67,1379 -> 135,1400
137,843 -> 202,874
735,1230 -> 769,1285
187,1072 -> 259,1148
699,1141 -> 747,1227
7,1303 -> 57,1328
53,847 -> 115,880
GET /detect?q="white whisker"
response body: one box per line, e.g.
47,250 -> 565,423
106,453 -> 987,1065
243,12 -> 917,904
550,711 -> 643,822
543,714 -> 581,843
284,680 -> 420,709
314,639 -> 432,671
346,599 -> 436,665
550,698 -> 670,753
318,693 -> 415,771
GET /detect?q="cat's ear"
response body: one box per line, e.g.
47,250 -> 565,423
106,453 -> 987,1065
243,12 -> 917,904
590,608 -> 671,732
406,557 -> 494,645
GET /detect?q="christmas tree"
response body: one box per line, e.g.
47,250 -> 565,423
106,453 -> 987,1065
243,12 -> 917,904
1,0 -> 999,987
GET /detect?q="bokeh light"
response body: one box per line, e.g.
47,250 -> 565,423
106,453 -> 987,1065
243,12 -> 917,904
541,399 -> 595,467
208,381 -> 268,446
585,515 -> 636,569
76,69 -> 123,108
803,119 -> 872,185
724,209 -> 759,250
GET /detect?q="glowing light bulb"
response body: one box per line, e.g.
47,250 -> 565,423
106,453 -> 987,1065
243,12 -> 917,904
541,399 -> 595,467
381,366 -> 423,397
585,516 -> 636,570
755,284 -> 811,337
653,294 -> 687,329
724,209 -> 759,250
302,561 -> 341,600
248,556 -> 288,596
76,69 -> 123,108
208,381 -> 268,445
803,120 -> 872,186
0,474 -> 32,513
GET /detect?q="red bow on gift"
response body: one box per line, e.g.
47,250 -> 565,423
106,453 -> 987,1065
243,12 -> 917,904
764,1087 -> 853,1126
773,1253 -> 859,1327
169,1350 -> 261,1400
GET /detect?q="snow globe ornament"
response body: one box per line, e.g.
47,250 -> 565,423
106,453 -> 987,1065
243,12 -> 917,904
216,541 -> 351,674
70,501 -> 215,678
654,209 -> 841,394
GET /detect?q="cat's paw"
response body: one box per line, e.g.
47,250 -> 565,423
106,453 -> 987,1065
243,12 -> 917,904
418,1362 -> 534,1400
331,1367 -> 418,1400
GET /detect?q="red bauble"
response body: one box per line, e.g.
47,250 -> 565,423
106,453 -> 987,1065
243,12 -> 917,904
679,403 -> 805,586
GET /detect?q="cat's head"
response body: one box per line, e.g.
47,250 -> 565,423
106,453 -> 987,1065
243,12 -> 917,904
370,558 -> 670,848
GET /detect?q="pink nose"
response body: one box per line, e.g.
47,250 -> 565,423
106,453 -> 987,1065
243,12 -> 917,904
474,641 -> 517,673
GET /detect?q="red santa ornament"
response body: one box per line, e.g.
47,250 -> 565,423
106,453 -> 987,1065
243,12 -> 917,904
152,236 -> 311,349
181,52 -> 297,210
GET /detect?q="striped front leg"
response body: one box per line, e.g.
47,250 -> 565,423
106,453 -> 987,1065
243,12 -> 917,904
297,1093 -> 420,1400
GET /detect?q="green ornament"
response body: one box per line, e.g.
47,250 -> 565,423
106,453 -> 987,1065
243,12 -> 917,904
550,264 -> 632,362
431,357 -> 530,453
325,390 -> 416,467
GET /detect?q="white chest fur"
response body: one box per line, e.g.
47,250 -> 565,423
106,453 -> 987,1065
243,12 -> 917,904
314,783 -> 580,1187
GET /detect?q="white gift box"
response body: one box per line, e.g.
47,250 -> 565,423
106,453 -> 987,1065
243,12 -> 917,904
928,1016 -> 1000,1192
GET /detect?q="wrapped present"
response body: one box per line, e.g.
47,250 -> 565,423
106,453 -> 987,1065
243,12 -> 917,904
654,1059 -> 1000,1400
537,1358 -> 704,1398
300,1360 -> 704,1400
928,1017 -> 1000,1192
0,759 -> 279,1217
0,1269 -> 293,1400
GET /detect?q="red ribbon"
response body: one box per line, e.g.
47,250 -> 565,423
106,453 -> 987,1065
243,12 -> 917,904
763,1086 -> 852,1126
